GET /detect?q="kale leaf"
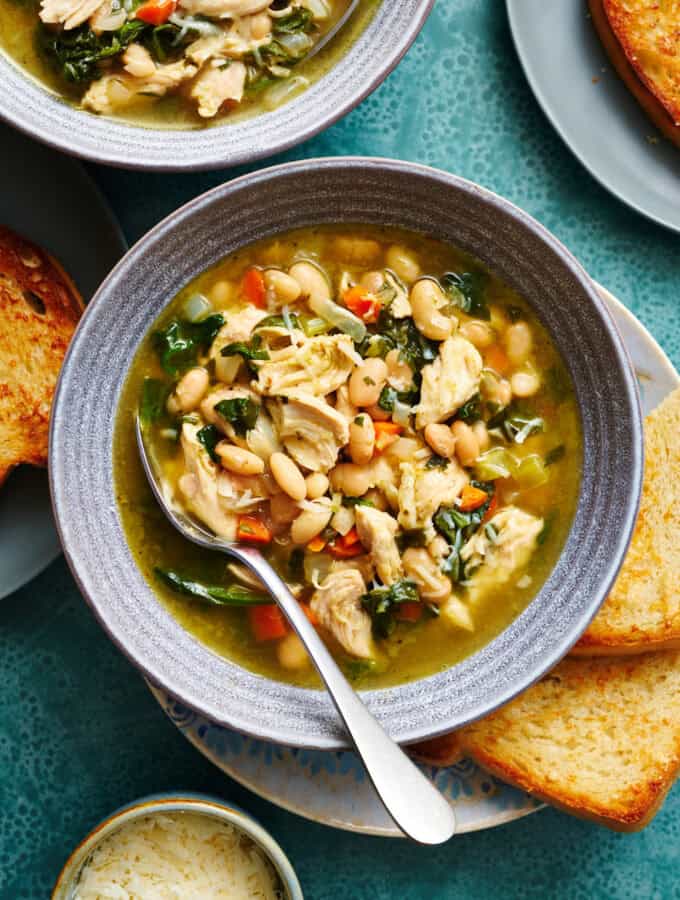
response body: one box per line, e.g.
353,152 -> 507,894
361,579 -> 420,639
152,314 -> 224,376
155,569 -> 269,606
213,397 -> 260,436
220,334 -> 270,373
40,20 -> 146,83
455,393 -> 482,424
196,424 -> 221,463
441,271 -> 490,320
140,377 -> 170,425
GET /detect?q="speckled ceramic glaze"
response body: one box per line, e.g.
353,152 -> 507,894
50,158 -> 643,749
0,1 -> 432,171
51,793 -> 303,899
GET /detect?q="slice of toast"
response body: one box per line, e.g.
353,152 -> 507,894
574,386 -> 680,655
589,0 -> 680,147
457,652 -> 680,831
0,226 -> 82,487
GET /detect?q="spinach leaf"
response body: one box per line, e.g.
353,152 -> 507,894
544,444 -> 566,466
255,313 -> 302,331
487,402 -> 544,444
140,377 -> 169,425
361,579 -> 420,639
396,529 -> 428,551
537,510 -> 558,547
152,314 -> 224,376
441,271 -> 490,320
197,424 -> 221,463
434,482 -> 495,546
455,393 -> 483,424
425,455 -> 450,470
220,334 -> 270,373
40,20 -> 147,82
377,384 -> 420,412
371,310 -> 439,371
273,7 -> 314,33
213,397 -> 260,436
341,496 -> 374,508
155,569 -> 269,606
345,658 -> 378,680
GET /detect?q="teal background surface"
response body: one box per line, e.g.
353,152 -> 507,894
1,2 -> 679,897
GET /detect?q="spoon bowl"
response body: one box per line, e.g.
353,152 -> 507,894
135,417 -> 456,845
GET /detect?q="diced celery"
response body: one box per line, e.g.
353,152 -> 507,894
475,447 -> 517,481
515,454 -> 549,489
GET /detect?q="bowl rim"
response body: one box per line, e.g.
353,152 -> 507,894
51,792 -> 304,899
0,1 -> 434,172
49,156 -> 644,749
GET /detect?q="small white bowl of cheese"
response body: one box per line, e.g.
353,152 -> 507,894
52,793 -> 303,900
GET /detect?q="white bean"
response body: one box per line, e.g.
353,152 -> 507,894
305,472 -> 329,500
451,420 -> 480,467
471,420 -> 490,453
249,11 -> 271,39
348,414 -> 375,465
410,279 -> 453,341
264,269 -> 301,304
269,492 -> 300,525
348,358 -> 388,407
424,423 -> 456,459
168,367 -> 209,414
504,321 -> 532,366
288,261 -> 330,305
459,320 -> 495,349
385,244 -> 421,283
270,452 -> 307,501
511,371 -> 540,398
210,279 -> 235,308
333,236 -> 382,265
329,463 -> 371,497
291,502 -> 333,544
277,632 -> 310,670
216,443 -> 265,475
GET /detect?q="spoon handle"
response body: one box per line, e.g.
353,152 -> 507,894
234,547 -> 456,845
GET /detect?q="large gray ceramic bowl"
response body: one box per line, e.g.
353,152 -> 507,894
0,2 -> 431,171
50,158 -> 643,750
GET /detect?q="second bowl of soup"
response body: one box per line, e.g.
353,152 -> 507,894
50,159 -> 642,748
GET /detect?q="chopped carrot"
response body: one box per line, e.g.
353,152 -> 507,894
396,602 -> 423,623
339,527 -> 360,548
373,420 -> 403,453
484,345 -> 510,375
236,515 -> 271,544
343,286 -> 381,323
481,494 -> 498,523
373,421 -> 403,435
458,484 -> 489,512
249,605 -> 288,642
135,0 -> 176,23
241,267 -> 266,308
328,542 -> 364,559
307,536 -> 326,553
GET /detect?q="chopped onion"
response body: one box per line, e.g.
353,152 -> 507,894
182,292 -> 213,322
168,12 -> 221,36
264,75 -> 310,111
392,398 -> 412,427
308,294 -> 367,342
303,0 -> 331,19
276,30 -> 314,57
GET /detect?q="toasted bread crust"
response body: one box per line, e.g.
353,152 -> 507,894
410,732 -> 464,768
590,0 -> 680,146
0,226 -> 81,486
575,386 -> 680,655
457,653 -> 680,831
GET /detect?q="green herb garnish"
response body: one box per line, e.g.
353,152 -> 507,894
361,579 -> 420,639
155,569 -> 269,606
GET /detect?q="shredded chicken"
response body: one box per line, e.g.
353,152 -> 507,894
274,392 -> 349,473
415,335 -> 483,429
39,0 -> 101,29
82,61 -> 197,115
310,571 -> 374,659
355,505 -> 403,586
210,306 -> 269,354
461,506 -> 544,602
178,423 -> 237,540
385,271 -> 411,318
191,61 -> 247,118
123,44 -> 156,79
398,459 -> 468,537
254,335 -> 360,398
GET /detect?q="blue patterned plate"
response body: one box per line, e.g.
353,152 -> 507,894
149,286 -> 678,836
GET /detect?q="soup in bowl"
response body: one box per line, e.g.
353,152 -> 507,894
50,159 -> 642,747
117,226 -> 581,690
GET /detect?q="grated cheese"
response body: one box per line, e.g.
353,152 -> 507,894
73,812 -> 283,900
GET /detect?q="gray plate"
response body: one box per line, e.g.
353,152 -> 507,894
507,0 -> 680,233
0,123 -> 126,601
0,1 -> 432,172
50,158 -> 643,749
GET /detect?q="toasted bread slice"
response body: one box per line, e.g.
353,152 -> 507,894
589,0 -> 680,147
574,386 -> 680,655
457,652 -> 680,831
0,226 -> 82,487
410,732 -> 464,768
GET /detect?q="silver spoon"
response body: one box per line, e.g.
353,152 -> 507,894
303,0 -> 360,60
136,417 -> 456,844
